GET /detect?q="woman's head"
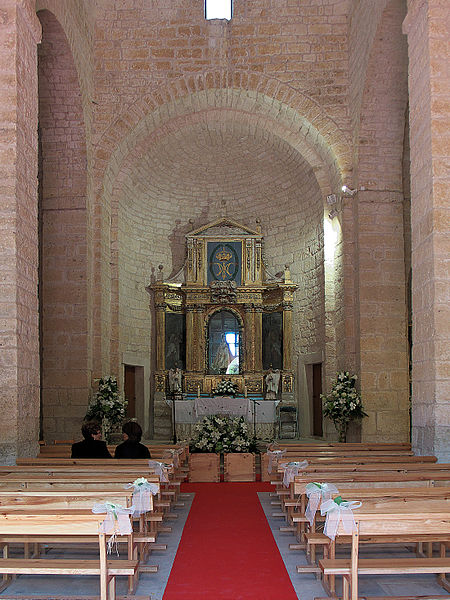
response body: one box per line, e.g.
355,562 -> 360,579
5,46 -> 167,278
122,420 -> 143,443
81,421 -> 101,440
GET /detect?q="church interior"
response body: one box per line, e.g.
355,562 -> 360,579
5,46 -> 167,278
0,0 -> 449,597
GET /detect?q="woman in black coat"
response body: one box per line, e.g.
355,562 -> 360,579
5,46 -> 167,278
71,421 -> 112,458
115,421 -> 151,459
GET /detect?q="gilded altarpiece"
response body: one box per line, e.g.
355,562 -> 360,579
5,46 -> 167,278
147,218 -> 297,439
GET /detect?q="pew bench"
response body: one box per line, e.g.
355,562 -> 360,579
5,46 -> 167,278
317,505 -> 450,600
0,513 -> 139,600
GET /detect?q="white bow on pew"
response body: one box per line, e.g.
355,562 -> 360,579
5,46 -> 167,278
92,502 -> 134,554
305,482 -> 340,526
281,460 -> 308,488
267,449 -> 286,474
125,477 -> 159,517
320,496 -> 362,541
149,460 -> 170,483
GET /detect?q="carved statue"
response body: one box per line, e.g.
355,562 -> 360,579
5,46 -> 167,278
168,367 -> 182,394
265,367 -> 280,400
212,335 -> 233,373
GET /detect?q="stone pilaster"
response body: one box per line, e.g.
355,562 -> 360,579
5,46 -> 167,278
0,0 -> 41,463
403,0 -> 450,460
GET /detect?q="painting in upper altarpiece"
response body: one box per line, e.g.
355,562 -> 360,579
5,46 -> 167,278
262,312 -> 283,370
207,241 -> 242,285
165,312 -> 186,370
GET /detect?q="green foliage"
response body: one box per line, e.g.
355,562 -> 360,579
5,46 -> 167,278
85,376 -> 127,440
190,415 -> 258,454
321,371 -> 367,441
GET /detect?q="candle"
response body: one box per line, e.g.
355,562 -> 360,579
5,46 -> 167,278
197,385 -> 200,398
244,386 -> 247,398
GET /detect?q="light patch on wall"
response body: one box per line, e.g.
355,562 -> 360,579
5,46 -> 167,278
324,216 -> 339,266
205,0 -> 232,20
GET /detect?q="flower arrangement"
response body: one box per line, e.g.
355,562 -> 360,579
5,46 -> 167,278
212,378 -> 238,397
321,371 -> 367,442
190,415 -> 257,454
85,376 -> 127,442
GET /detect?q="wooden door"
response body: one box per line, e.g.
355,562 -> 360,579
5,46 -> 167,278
312,363 -> 323,436
124,365 -> 136,418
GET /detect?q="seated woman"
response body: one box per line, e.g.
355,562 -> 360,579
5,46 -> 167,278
71,421 -> 112,458
115,421 -> 151,459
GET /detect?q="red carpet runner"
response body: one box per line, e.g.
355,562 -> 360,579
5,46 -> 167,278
163,482 -> 298,600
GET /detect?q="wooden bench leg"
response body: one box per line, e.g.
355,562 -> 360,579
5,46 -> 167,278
438,541 -> 450,592
107,575 -> 116,600
342,574 -> 350,600
0,543 -> 12,593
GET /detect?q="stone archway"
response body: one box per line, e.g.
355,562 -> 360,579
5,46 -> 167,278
37,9 -> 89,442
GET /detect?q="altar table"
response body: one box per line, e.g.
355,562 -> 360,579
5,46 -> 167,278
167,397 -> 279,424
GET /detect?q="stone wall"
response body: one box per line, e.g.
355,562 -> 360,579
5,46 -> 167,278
404,0 -> 450,461
37,10 -> 90,442
0,0 -> 41,463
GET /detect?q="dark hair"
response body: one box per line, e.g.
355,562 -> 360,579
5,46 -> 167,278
81,421 -> 101,440
122,421 -> 143,443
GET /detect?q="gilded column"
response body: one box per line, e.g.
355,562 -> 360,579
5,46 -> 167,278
193,305 -> 205,372
244,304 -> 254,372
254,306 -> 263,372
155,301 -> 166,371
185,305 -> 195,372
282,299 -> 293,371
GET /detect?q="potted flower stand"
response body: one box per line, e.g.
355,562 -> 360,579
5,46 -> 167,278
224,452 -> 255,482
188,453 -> 220,482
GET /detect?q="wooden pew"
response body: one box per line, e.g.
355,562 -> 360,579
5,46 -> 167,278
294,486 -> 450,580
275,470 -> 450,546
261,448 -> 427,482
0,492 -> 158,587
0,512 -> 138,599
317,502 -> 450,600
38,443 -> 188,463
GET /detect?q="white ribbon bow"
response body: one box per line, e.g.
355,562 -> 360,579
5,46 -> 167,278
281,460 -> 309,488
162,448 -> 182,469
304,482 -> 340,526
267,449 -> 286,474
92,502 -> 134,554
149,460 -> 170,483
320,497 -> 362,541
125,477 -> 159,516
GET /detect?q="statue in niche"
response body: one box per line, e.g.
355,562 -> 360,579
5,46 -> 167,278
265,367 -> 281,400
212,334 -> 233,374
168,367 -> 182,395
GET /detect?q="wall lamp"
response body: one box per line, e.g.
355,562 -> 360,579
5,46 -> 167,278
341,185 -> 357,196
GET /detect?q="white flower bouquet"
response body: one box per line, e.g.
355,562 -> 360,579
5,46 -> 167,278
190,415 -> 256,454
321,371 -> 367,442
85,376 -> 127,441
212,378 -> 238,397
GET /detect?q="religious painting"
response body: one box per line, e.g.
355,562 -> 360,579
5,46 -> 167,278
208,310 -> 241,374
262,312 -> 283,370
207,241 -> 242,285
165,313 -> 186,370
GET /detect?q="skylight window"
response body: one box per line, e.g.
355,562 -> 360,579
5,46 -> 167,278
205,0 -> 232,20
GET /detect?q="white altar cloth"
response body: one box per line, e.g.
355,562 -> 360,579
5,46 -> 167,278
166,397 -> 279,424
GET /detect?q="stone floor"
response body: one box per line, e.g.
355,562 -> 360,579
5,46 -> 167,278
0,490 -> 448,599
